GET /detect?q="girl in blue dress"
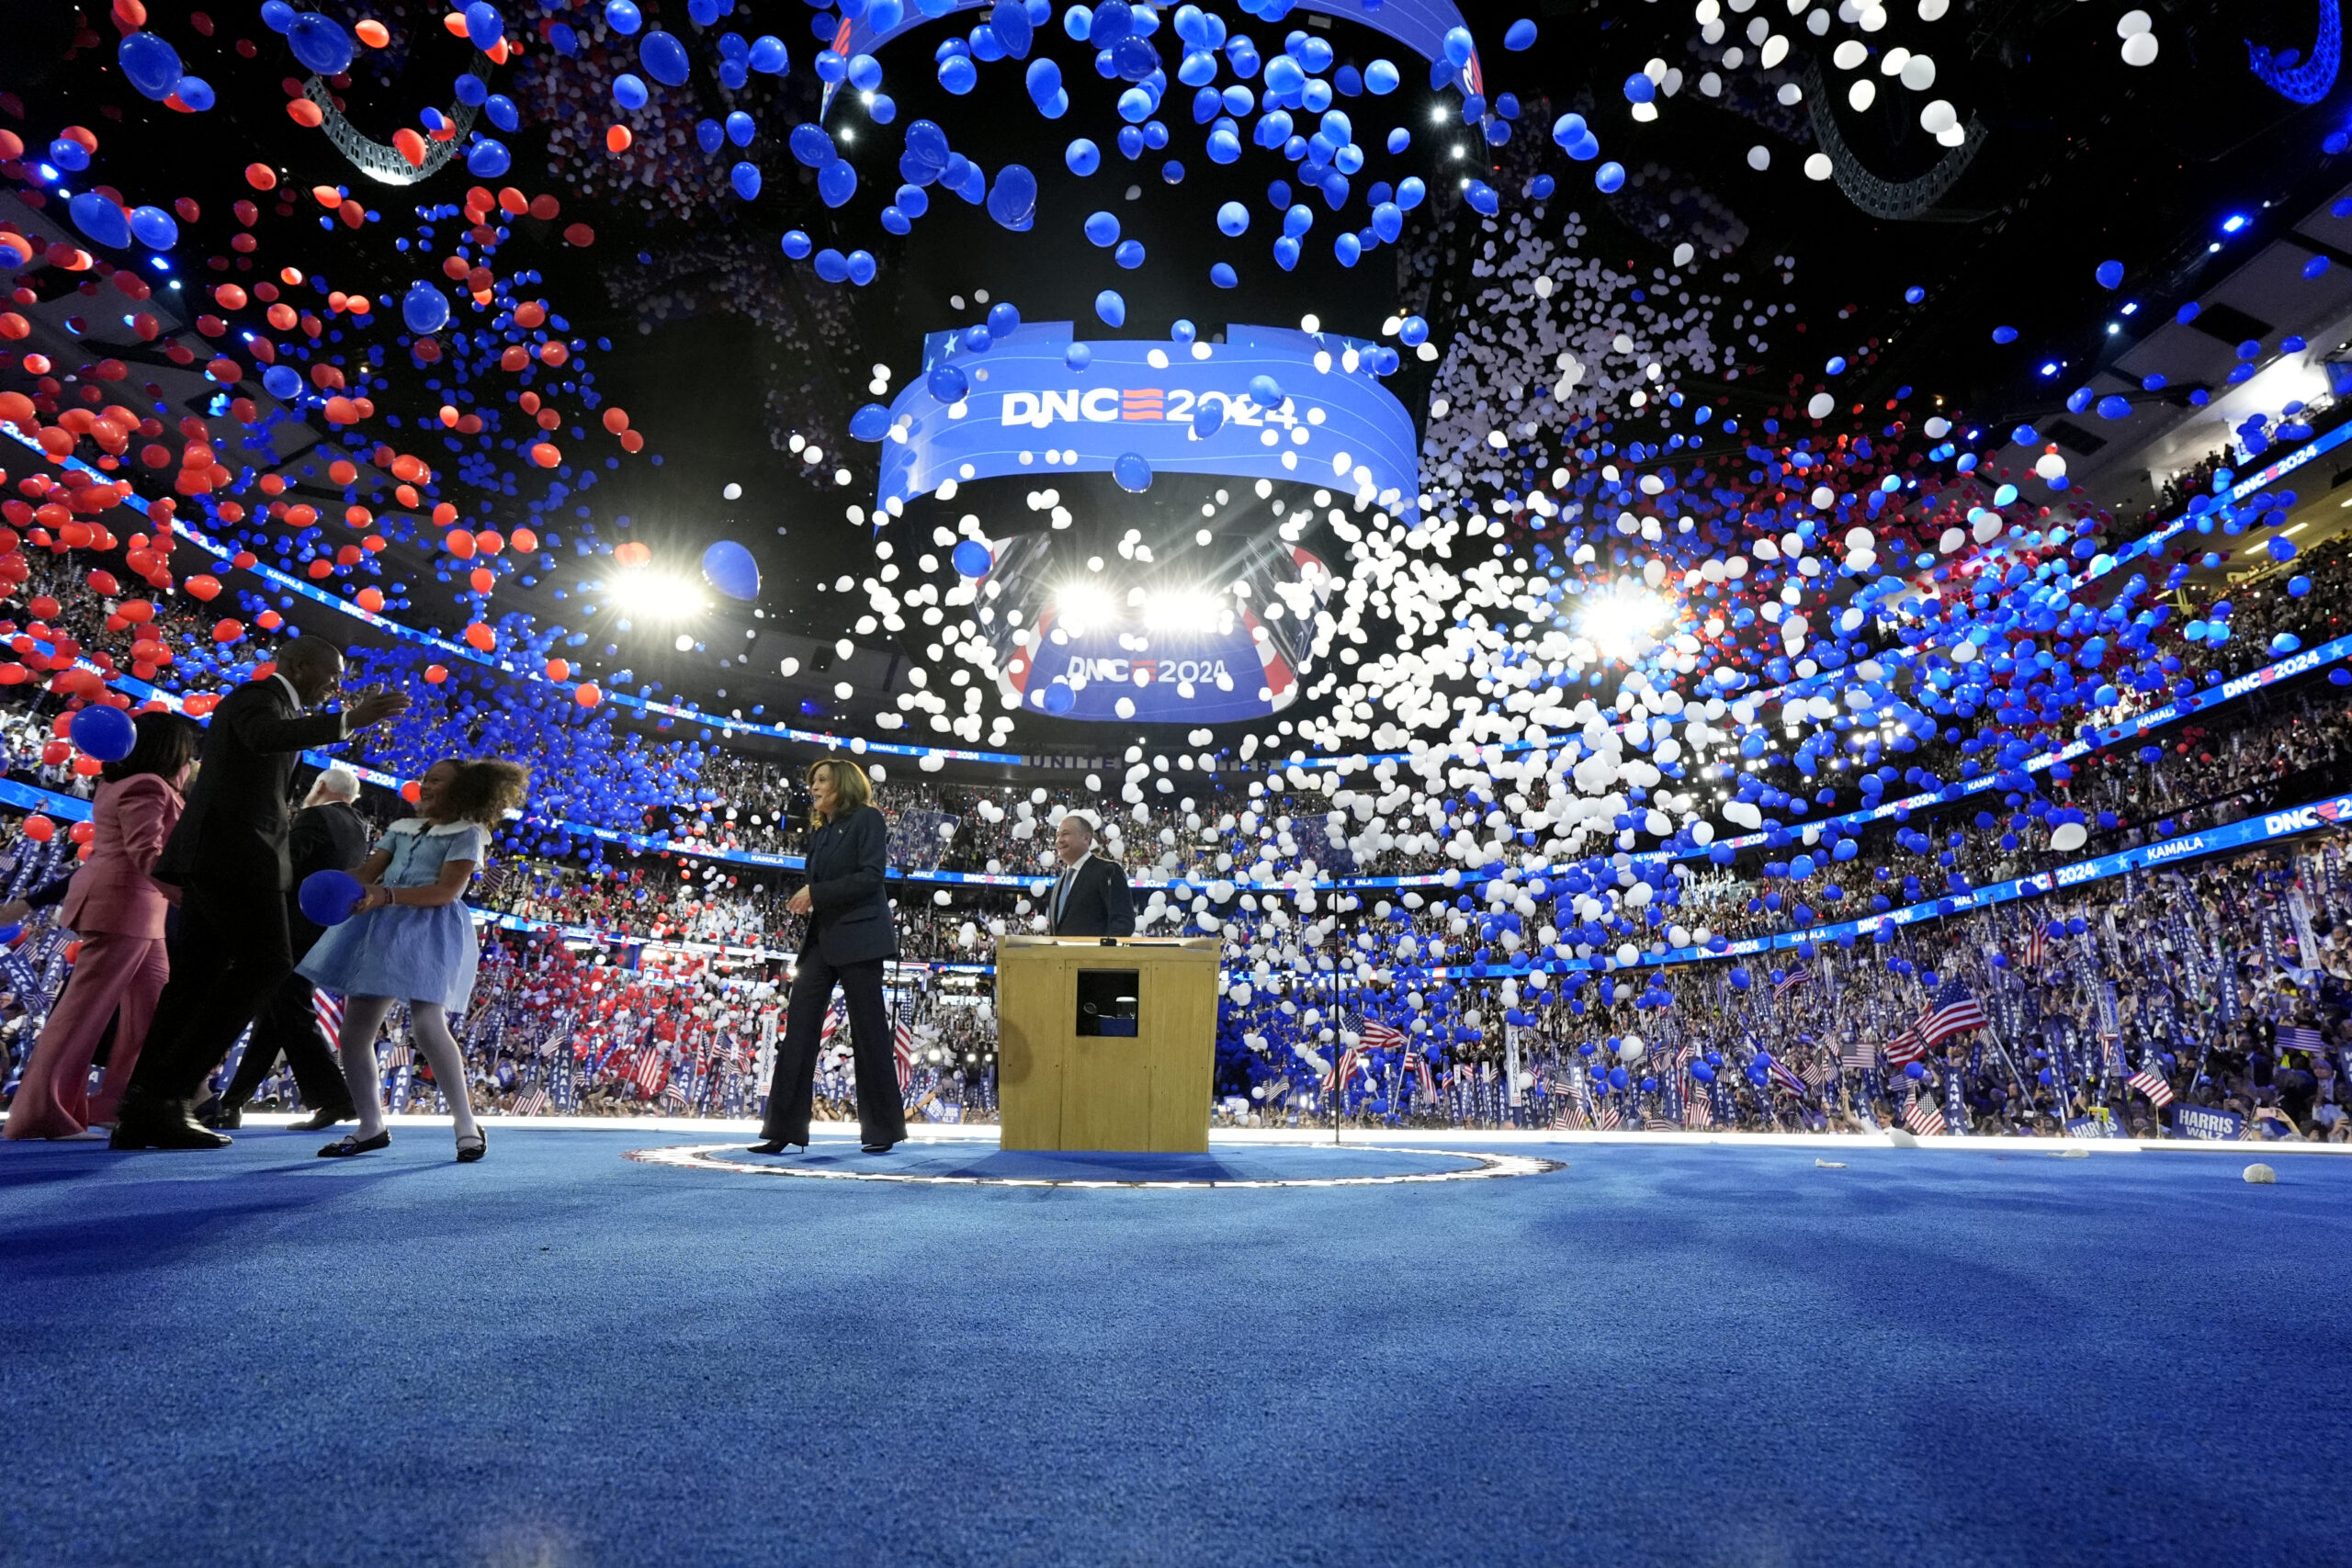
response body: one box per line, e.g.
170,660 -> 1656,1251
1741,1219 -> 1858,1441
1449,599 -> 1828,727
303,758 -> 528,1161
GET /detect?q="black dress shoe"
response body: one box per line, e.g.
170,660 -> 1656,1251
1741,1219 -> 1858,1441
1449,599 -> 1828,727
291,1102 -> 356,1132
111,1104 -> 233,1150
860,1140 -> 898,1155
210,1104 -> 243,1131
318,1130 -> 391,1157
748,1138 -> 805,1156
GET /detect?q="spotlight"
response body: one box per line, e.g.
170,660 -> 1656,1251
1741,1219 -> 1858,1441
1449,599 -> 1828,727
1580,587 -> 1668,660
2221,213 -> 2249,233
612,569 -> 704,623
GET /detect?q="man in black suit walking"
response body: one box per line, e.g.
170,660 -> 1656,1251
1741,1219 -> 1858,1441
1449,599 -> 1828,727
114,638 -> 408,1150
1046,811 -> 1134,938
206,764 -> 372,1131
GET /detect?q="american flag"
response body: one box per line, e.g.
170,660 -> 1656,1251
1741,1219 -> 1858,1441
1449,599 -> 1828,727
2127,1065 -> 2176,1107
312,988 -> 345,1048
818,998 -> 846,1046
633,1044 -> 667,1099
892,1017 -> 916,1094
1904,1089 -> 1948,1136
1802,1055 -> 1835,1090
2278,1023 -> 2326,1053
1645,1114 -> 1679,1132
1840,1035 -> 1877,1074
1682,1091 -> 1713,1129
1549,1101 -> 1589,1132
382,1042 -> 413,1071
1917,981 -> 1988,1049
1882,1024 -> 1926,1069
1766,1057 -> 1809,1098
1592,1098 -> 1622,1131
1773,965 -> 1814,998
2025,921 -> 2048,971
1360,1020 -> 1407,1053
513,1082 -> 548,1116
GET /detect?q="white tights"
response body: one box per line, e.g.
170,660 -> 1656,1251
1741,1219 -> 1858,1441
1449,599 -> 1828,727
334,996 -> 480,1145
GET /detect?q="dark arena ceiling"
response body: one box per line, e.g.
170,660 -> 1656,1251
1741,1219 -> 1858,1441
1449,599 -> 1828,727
0,0 -> 2346,807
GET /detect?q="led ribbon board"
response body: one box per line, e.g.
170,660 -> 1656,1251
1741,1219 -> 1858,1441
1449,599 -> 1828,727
876,321 -> 1421,518
820,0 -> 1483,120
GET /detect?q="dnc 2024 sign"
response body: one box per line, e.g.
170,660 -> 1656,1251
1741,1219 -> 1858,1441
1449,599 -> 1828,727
873,321 -> 1423,522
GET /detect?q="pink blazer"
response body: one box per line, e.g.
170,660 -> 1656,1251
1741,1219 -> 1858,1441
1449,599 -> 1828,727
60,773 -> 186,940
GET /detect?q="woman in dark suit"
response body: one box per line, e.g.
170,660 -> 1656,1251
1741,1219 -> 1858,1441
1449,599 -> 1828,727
752,757 -> 907,1155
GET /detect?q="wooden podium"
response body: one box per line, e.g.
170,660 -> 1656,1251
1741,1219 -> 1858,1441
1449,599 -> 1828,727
994,936 -> 1220,1152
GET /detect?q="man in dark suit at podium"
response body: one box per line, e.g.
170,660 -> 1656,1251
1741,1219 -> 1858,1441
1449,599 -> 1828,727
1047,810 -> 1134,938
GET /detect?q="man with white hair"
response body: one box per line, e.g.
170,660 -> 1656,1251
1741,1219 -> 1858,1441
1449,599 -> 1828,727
1047,809 -> 1134,938
207,766 -> 371,1130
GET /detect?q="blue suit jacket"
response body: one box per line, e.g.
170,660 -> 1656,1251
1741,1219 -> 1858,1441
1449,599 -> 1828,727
803,805 -> 898,964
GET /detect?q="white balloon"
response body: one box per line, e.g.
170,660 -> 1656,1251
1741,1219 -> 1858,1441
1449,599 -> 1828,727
1849,78 -> 1877,111
1804,152 -> 1834,181
2050,822 -> 2088,853
1747,143 -> 1771,170
1808,391 -> 1836,418
2118,7 -> 2152,37
2120,30 -> 2158,65
1920,100 -> 1957,134
1900,54 -> 1935,90
1917,0 -> 1947,17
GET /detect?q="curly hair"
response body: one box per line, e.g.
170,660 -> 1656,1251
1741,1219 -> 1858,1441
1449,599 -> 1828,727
432,758 -> 531,826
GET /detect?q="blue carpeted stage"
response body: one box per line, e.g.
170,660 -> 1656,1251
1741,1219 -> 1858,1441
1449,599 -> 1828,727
5,1127 -> 2348,1567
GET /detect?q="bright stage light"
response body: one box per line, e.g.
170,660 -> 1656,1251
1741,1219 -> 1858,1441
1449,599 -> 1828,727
1142,588 -> 1232,634
1055,581 -> 1117,632
1581,588 -> 1668,660
613,570 -> 705,623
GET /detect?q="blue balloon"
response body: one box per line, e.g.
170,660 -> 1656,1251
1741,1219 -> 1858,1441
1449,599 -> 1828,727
1095,289 -> 1126,327
790,123 -> 838,168
730,162 -> 762,199
605,0 -> 642,33
819,160 -> 858,206
988,300 -> 1021,337
1066,137 -> 1101,175
170,73 -> 215,111
1216,200 -> 1249,236
848,403 -> 892,441
68,193 -> 131,251
1043,681 -> 1077,716
261,0 -> 296,32
640,29 -> 689,85
1209,261 -> 1238,288
1112,451 -> 1152,491
127,205 -> 178,250
927,363 -> 970,403
2095,258 -> 2124,289
287,12 -> 355,74
465,137 -> 512,178
262,364 -> 303,400
1504,17 -> 1537,50
986,164 -> 1037,230
1191,399 -> 1225,438
1065,343 -> 1093,370
846,249 -> 878,286
119,31 -> 185,99
401,281 -> 450,335
1442,25 -> 1473,66
464,1 -> 503,48
701,540 -> 761,601
1085,210 -> 1120,245
726,111 -> 755,147
781,229 -> 813,259
300,869 -> 366,928
939,53 -> 978,92
1248,373 -> 1282,406
1114,238 -> 1145,267
750,34 -> 788,72
952,540 -> 993,577
1595,161 -> 1624,194
69,705 -> 135,762
613,73 -> 649,109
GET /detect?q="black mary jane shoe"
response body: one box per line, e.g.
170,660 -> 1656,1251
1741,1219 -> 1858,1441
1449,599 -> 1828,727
455,1128 -> 487,1164
318,1130 -> 392,1158
748,1138 -> 806,1156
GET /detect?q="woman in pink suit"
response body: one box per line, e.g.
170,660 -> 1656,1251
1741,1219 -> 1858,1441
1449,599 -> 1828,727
4,712 -> 196,1140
